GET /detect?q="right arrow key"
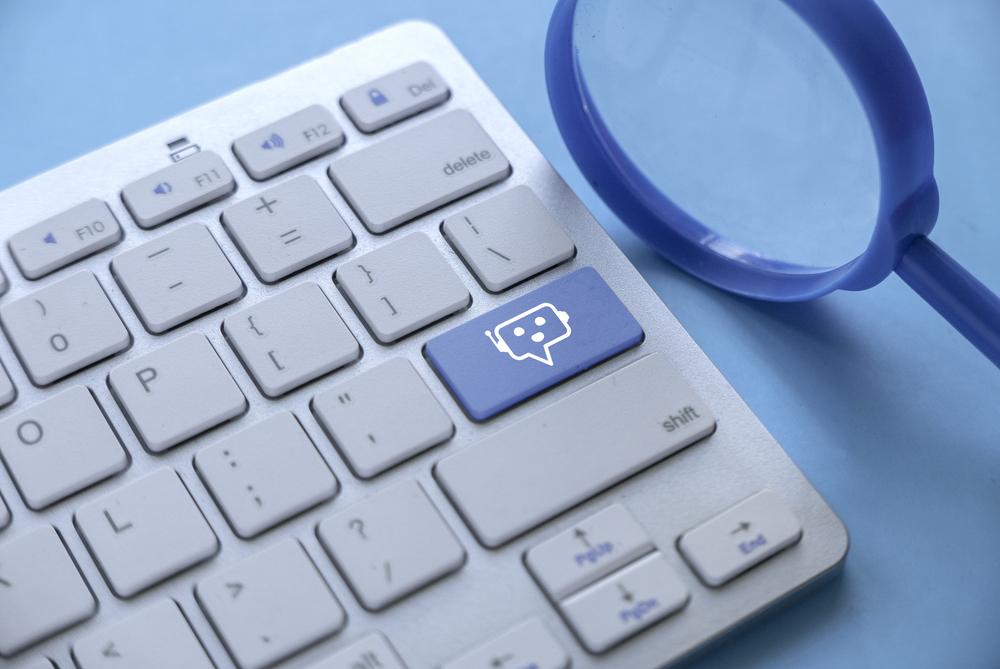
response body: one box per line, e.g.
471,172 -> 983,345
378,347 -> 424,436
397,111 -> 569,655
678,490 -> 804,587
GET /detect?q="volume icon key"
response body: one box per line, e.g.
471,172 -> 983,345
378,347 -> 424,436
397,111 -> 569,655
261,133 -> 284,150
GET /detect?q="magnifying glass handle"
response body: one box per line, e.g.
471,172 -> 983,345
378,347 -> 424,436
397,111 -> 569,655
895,236 -> 1000,367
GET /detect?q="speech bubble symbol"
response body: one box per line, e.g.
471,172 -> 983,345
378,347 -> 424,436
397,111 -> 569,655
485,302 -> 572,366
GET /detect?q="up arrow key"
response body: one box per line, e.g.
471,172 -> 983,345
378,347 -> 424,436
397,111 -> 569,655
102,641 -> 121,658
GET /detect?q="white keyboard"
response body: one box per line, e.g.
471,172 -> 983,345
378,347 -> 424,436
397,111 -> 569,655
0,21 -> 848,669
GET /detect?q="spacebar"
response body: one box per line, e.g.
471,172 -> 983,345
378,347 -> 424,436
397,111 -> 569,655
434,353 -> 717,548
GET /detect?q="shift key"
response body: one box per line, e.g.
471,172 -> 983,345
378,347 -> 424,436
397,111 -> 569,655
328,110 -> 510,233
434,352 -> 716,548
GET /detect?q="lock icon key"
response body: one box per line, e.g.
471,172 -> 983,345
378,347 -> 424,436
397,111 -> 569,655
368,88 -> 388,106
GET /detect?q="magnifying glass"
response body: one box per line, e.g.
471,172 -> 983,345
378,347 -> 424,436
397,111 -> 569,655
546,0 -> 1000,367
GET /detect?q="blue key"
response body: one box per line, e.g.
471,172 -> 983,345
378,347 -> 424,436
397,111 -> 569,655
424,267 -> 643,420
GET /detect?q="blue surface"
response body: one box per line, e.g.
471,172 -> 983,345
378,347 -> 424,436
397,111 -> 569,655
426,267 -> 643,420
1,1 -> 998,667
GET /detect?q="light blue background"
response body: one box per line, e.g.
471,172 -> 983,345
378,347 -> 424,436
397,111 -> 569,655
1,1 -> 998,667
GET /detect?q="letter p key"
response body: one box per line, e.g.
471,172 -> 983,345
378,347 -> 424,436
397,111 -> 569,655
136,367 -> 158,393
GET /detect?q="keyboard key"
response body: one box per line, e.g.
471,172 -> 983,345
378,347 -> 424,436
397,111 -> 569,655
195,412 -> 338,539
233,105 -> 346,180
108,333 -> 247,452
424,267 -> 642,421
560,552 -> 689,653
328,110 -> 510,233
336,233 -> 469,343
121,151 -> 235,229
0,526 -> 97,657
75,468 -> 219,598
196,539 -> 346,669
223,282 -> 360,397
435,353 -> 715,548
525,504 -> 654,600
0,387 -> 128,510
9,199 -> 123,279
442,186 -> 575,292
441,619 -> 569,669
678,490 -> 803,587
0,358 -> 16,408
0,266 -> 7,296
73,600 -> 214,669
112,224 -> 244,333
18,658 -> 55,669
0,491 -> 9,531
313,358 -> 453,478
307,632 -> 406,669
317,479 -> 465,611
222,176 -> 354,282
0,271 -> 131,385
341,61 -> 450,133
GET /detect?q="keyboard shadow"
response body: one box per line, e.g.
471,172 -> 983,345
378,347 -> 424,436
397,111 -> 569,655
625,241 -> 956,457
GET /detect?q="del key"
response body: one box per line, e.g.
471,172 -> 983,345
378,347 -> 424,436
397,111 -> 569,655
329,109 -> 510,233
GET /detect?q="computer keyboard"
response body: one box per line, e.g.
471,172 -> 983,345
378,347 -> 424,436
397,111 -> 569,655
0,21 -> 848,669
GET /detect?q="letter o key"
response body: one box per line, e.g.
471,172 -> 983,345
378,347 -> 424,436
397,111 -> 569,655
17,419 -> 44,445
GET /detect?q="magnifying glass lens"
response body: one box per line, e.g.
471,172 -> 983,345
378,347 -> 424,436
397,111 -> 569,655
574,0 -> 881,268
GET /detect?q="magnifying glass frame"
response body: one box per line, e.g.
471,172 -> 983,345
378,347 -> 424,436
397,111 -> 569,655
546,0 -> 1000,366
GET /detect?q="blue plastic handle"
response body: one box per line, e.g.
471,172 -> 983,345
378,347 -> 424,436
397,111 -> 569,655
896,237 -> 1000,366
545,0 -> 1000,368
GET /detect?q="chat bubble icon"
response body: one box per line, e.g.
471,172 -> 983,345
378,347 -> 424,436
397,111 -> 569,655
484,302 -> 572,366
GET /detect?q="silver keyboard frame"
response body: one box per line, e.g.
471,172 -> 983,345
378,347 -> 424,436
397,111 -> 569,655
0,21 -> 848,669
